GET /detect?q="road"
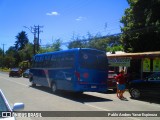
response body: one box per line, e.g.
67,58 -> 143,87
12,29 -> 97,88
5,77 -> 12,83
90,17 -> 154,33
0,72 -> 160,120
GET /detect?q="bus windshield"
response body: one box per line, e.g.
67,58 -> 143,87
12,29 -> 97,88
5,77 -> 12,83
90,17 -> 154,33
80,49 -> 107,70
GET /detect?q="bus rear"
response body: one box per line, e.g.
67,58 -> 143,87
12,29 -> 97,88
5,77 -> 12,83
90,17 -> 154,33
74,49 -> 108,92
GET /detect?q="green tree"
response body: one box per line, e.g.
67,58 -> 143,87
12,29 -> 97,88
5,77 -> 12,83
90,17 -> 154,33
68,33 -> 122,51
121,0 -> 160,52
18,43 -> 34,62
68,40 -> 86,49
4,56 -> 16,68
0,48 -> 3,67
5,46 -> 17,68
88,36 -> 108,51
0,48 -> 3,56
15,31 -> 29,51
38,39 -> 62,53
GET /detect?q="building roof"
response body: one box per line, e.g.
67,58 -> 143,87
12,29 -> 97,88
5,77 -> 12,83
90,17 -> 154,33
107,51 -> 160,59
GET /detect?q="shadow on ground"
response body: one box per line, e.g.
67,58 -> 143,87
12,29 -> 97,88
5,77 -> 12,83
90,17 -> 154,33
30,85 -> 113,103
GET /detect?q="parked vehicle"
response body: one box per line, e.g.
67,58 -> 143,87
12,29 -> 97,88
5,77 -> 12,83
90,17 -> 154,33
23,69 -> 30,78
108,71 -> 117,92
128,72 -> 160,99
30,48 -> 108,93
0,89 -> 24,120
9,68 -> 22,77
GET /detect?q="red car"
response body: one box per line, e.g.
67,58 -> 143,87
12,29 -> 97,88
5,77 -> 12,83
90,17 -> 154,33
9,68 -> 22,77
108,71 -> 117,92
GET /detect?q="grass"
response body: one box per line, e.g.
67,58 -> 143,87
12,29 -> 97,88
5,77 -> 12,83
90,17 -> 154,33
0,68 -> 10,72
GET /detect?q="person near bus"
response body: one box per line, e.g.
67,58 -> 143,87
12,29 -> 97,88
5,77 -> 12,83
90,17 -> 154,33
115,69 -> 126,99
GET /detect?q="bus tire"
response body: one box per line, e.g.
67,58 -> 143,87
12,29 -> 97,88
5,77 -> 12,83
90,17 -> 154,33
51,82 -> 57,94
31,82 -> 36,87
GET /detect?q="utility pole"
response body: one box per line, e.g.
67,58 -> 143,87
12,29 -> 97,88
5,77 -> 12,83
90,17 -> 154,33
24,25 -> 43,55
34,25 -> 43,52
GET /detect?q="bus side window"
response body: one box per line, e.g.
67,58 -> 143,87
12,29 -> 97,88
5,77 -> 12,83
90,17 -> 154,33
44,55 -> 51,68
63,54 -> 74,68
51,55 -> 57,68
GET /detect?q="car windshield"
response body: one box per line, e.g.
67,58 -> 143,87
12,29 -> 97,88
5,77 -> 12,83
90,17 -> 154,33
11,68 -> 19,71
147,73 -> 160,80
25,69 -> 29,73
0,92 -> 10,112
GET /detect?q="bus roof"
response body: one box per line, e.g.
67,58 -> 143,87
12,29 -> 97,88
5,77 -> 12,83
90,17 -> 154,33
34,48 -> 105,57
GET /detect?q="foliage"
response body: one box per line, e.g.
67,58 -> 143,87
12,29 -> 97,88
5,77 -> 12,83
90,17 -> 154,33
38,39 -> 62,53
0,48 -> 3,55
4,56 -> 16,68
15,31 -> 29,51
121,0 -> 160,52
68,33 -> 122,52
68,40 -> 87,49
106,45 -> 124,53
4,31 -> 32,68
0,48 -> 3,67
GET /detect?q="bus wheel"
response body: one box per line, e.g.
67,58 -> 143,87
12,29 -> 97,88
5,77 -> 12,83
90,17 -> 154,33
31,82 -> 36,87
51,83 -> 57,93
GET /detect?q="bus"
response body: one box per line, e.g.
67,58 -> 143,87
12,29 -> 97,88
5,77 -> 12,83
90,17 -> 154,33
29,48 -> 108,93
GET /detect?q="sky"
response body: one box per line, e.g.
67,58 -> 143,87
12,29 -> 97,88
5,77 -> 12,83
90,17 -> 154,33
0,0 -> 129,51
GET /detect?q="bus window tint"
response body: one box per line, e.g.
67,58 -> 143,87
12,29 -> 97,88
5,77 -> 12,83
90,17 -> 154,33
80,50 -> 107,70
62,54 -> 75,68
44,55 -> 51,67
50,54 -> 75,68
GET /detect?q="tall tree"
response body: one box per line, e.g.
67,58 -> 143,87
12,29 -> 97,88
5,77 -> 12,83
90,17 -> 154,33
0,48 -> 3,56
5,46 -> 17,68
0,48 -> 3,67
121,0 -> 160,52
15,31 -> 29,51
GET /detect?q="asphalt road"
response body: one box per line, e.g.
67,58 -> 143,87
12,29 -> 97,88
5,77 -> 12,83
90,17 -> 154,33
0,72 -> 160,120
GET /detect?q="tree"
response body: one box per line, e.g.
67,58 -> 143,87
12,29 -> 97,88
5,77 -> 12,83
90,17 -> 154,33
88,36 -> 108,51
0,48 -> 3,67
0,48 -> 3,56
15,31 -> 29,51
38,39 -> 62,53
5,46 -> 17,68
68,40 -> 86,49
68,33 -> 122,51
18,43 -> 34,62
121,0 -> 160,52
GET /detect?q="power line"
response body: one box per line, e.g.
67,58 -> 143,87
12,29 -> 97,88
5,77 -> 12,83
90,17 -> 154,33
40,24 -> 160,48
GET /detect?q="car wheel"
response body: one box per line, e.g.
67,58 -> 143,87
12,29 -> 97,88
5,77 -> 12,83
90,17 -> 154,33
51,82 -> 57,94
130,88 -> 141,99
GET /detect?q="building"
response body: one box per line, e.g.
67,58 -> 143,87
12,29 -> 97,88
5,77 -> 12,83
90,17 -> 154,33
107,51 -> 160,80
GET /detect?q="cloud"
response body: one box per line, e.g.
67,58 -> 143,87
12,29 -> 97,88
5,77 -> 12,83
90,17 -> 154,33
46,11 -> 59,16
76,16 -> 86,21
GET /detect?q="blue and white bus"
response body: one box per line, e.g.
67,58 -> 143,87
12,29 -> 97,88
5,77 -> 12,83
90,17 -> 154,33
29,48 -> 108,93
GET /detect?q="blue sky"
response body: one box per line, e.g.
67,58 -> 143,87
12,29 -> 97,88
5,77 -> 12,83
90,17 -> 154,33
0,0 -> 129,51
